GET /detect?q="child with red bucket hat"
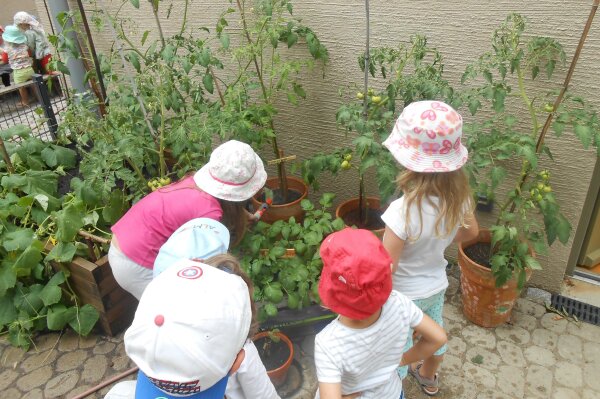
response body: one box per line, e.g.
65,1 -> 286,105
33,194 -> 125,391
381,100 -> 479,395
314,228 -> 447,399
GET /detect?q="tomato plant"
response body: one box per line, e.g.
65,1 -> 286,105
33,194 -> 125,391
233,193 -> 344,321
460,14 -> 600,287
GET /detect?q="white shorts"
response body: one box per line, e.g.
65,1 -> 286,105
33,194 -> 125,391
108,243 -> 153,300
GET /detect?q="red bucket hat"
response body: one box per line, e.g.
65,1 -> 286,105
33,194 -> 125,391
318,228 -> 392,320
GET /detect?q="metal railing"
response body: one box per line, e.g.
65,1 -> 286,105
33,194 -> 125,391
0,73 -> 69,142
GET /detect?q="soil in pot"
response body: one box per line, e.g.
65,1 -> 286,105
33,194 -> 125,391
463,242 -> 492,268
254,336 -> 292,371
257,189 -> 303,206
341,208 -> 385,231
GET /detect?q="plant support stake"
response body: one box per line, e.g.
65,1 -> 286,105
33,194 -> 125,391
359,0 -> 370,224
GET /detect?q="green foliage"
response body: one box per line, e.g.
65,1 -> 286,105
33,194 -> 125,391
0,127 -> 102,349
233,194 -> 344,321
302,36 -> 454,212
461,14 -> 599,288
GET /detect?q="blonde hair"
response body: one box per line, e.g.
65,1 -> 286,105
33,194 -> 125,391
202,253 -> 258,338
397,169 -> 473,240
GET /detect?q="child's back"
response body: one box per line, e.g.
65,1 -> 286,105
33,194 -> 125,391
314,228 -> 446,399
382,195 -> 460,299
315,290 -> 422,398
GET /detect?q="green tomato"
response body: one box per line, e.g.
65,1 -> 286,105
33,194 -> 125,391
544,104 -> 554,112
265,285 -> 284,304
537,183 -> 544,190
287,293 -> 300,309
371,96 -> 382,104
356,92 -> 364,100
344,153 -> 352,161
341,160 -> 351,170
536,194 -> 543,202
543,185 -> 552,193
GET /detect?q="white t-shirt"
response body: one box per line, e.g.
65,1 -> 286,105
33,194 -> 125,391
314,291 -> 424,399
381,196 -> 461,300
103,341 -> 279,399
225,340 -> 281,399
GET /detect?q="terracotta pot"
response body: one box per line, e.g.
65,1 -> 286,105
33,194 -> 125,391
458,229 -> 532,328
252,176 -> 308,224
252,331 -> 294,386
335,196 -> 385,237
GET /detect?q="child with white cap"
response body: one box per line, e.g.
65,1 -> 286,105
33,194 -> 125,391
105,255 -> 280,399
381,100 -> 479,395
151,221 -> 281,399
314,228 -> 447,399
109,140 -> 267,300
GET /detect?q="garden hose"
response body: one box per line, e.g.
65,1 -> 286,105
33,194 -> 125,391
69,366 -> 138,399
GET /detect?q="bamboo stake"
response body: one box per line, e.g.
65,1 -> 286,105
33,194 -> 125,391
0,136 -> 14,173
69,366 -> 138,399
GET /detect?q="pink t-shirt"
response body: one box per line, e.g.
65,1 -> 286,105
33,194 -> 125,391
111,177 -> 223,268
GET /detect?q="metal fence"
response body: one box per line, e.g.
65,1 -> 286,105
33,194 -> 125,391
0,74 -> 69,142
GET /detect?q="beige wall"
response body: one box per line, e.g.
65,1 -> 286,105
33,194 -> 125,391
34,0 -> 600,292
3,0 -> 38,26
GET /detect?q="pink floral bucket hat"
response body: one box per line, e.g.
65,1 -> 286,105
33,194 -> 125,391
383,100 -> 468,173
194,140 -> 267,202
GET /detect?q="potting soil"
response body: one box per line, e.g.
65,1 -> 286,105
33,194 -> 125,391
342,208 -> 385,231
463,242 -> 492,268
255,336 -> 291,370
259,188 -> 303,205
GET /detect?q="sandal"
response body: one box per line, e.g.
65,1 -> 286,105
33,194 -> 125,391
408,363 -> 439,396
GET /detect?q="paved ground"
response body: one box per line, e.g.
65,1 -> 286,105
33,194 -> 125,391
1,273 -> 599,399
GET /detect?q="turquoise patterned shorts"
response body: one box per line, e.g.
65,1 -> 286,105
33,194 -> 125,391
398,290 -> 447,379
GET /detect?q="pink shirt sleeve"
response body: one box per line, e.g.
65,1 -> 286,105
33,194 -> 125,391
112,177 -> 223,267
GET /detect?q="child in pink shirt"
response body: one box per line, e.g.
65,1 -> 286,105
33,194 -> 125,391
109,140 -> 267,299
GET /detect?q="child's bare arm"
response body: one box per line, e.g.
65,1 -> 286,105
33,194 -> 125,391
453,212 -> 479,243
382,226 -> 405,273
318,382 -> 361,399
399,314 -> 447,366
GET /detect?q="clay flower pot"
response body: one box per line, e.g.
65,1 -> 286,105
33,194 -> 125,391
253,331 -> 294,386
335,196 -> 385,237
458,229 -> 532,328
252,176 -> 308,224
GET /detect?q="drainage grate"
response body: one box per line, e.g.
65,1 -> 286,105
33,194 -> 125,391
550,294 -> 600,326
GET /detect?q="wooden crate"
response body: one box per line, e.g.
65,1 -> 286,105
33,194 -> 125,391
53,254 -> 138,336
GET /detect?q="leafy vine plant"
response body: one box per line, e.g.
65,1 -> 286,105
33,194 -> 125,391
461,14 -> 600,287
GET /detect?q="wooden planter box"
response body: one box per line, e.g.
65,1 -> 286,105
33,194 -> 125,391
51,254 -> 137,336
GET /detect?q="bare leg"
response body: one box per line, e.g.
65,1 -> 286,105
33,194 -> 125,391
18,87 -> 29,106
419,353 -> 443,382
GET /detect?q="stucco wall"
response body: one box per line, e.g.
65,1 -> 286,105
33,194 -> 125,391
2,0 -> 38,27
34,0 -> 600,292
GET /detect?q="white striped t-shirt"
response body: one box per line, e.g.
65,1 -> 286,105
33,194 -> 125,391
314,291 -> 423,398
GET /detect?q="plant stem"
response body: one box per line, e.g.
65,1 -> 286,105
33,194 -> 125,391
159,80 -> 166,177
179,0 -> 189,36
360,0 -> 370,226
236,0 -> 287,198
149,0 -> 165,49
516,65 -> 538,137
125,157 -> 146,185
0,136 -> 14,173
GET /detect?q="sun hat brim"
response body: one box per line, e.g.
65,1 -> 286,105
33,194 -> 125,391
2,30 -> 27,44
193,153 -> 267,202
383,135 -> 469,173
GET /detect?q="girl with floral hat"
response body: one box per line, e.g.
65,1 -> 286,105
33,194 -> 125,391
109,140 -> 267,300
381,100 -> 480,396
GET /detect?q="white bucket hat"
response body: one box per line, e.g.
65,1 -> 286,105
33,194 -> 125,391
153,218 -> 230,277
194,140 -> 267,202
125,259 -> 251,399
383,100 -> 468,173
